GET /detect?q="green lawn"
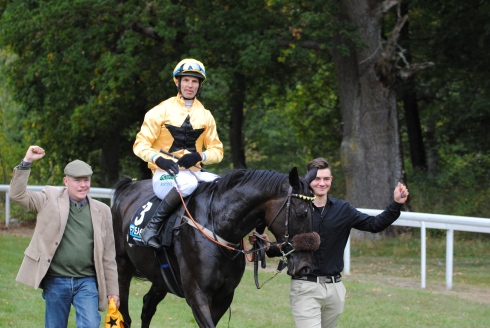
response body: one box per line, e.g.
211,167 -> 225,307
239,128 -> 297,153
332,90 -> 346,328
1,232 -> 489,327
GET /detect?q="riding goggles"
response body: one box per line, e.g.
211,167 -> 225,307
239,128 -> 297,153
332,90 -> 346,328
173,61 -> 206,80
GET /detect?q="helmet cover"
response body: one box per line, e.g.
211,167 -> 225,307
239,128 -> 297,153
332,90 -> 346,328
173,58 -> 206,82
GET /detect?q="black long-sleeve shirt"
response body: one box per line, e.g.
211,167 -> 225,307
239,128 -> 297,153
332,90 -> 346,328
268,197 -> 402,276
311,197 -> 402,276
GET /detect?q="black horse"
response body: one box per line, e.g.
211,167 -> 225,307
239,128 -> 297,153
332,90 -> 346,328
111,168 -> 318,327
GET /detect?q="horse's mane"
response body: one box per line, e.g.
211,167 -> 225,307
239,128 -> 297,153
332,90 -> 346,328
112,175 -> 134,202
112,170 -> 292,202
196,169 -> 288,195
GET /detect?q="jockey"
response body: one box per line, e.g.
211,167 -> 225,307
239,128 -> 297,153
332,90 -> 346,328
133,58 -> 223,248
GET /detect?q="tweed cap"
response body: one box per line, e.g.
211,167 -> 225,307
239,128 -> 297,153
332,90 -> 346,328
64,159 -> 93,177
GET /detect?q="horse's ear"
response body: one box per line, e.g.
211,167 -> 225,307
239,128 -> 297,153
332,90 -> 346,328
289,167 -> 300,190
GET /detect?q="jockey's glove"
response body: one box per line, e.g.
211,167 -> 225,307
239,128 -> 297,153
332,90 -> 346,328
155,157 -> 179,176
177,152 -> 201,169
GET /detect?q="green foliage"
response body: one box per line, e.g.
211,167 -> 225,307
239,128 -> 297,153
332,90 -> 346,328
406,151 -> 490,218
408,0 -> 490,157
0,0 -> 190,185
391,0 -> 490,219
0,50 -> 30,184
0,0 -> 489,219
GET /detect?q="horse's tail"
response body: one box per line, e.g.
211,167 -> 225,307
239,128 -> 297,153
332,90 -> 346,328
112,176 -> 135,207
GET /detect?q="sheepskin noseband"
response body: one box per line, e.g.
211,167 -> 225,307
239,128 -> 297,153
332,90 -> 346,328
292,232 -> 321,251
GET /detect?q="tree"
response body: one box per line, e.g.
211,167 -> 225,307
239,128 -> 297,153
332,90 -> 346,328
0,1 -> 193,185
400,0 -> 490,217
329,0 -> 405,212
397,0 -> 427,171
182,0 -> 308,169
1,0 -> 488,220
0,50 -> 26,184
0,1 -> 313,179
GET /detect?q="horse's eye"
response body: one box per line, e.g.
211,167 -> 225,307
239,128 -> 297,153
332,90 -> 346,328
293,204 -> 309,221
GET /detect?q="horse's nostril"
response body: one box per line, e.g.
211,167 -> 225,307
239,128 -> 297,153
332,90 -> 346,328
298,266 -> 311,276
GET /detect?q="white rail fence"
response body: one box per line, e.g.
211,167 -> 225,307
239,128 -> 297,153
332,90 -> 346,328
344,209 -> 490,290
0,185 -> 114,228
1,185 -> 489,290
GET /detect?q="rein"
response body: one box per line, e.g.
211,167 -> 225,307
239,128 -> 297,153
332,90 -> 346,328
252,232 -> 288,289
175,184 -> 240,252
173,178 -> 314,269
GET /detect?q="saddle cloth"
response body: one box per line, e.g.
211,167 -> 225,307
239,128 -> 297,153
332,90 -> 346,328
127,195 -> 186,297
128,196 -> 161,246
128,195 -> 187,248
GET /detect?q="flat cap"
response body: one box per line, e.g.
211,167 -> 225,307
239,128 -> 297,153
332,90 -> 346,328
64,159 -> 93,177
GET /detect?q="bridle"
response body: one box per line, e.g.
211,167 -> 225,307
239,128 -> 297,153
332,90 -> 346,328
267,186 -> 315,257
252,185 -> 315,288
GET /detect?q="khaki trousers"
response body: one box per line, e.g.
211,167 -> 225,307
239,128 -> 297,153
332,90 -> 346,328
290,279 -> 346,328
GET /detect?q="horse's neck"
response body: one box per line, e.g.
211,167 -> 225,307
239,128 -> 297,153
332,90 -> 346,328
212,196 -> 266,243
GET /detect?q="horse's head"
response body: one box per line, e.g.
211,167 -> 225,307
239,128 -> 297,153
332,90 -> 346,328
266,167 -> 320,276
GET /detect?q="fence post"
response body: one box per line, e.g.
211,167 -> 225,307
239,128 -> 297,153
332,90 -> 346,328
344,236 -> 351,275
446,229 -> 454,290
5,191 -> 10,228
421,221 -> 426,288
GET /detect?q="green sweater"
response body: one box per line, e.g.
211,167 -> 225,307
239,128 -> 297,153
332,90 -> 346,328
47,203 -> 95,277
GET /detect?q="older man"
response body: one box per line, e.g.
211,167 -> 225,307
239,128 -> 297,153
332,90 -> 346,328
9,145 -> 119,328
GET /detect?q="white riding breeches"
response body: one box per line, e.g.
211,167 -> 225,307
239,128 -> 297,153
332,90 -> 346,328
152,169 -> 219,199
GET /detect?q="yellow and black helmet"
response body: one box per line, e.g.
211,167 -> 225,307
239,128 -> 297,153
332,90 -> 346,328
172,58 -> 206,82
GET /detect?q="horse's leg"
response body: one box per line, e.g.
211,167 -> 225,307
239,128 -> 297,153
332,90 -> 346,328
182,270 -> 229,327
140,283 -> 167,328
117,255 -> 136,328
185,293 -> 215,328
210,292 -> 235,326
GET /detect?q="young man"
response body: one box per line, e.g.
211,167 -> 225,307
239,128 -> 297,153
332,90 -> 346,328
9,145 -> 120,328
133,58 -> 223,248
254,157 -> 409,328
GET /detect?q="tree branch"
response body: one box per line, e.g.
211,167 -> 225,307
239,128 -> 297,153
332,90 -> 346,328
397,61 -> 435,80
383,14 -> 408,62
380,0 -> 400,14
375,9 -> 408,87
129,22 -> 163,42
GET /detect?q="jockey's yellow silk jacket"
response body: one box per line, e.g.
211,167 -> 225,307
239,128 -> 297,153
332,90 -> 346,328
133,94 -> 223,173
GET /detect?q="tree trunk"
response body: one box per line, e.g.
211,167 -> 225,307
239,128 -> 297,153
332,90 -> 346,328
426,118 -> 439,175
331,1 -> 404,237
401,77 -> 427,170
101,137 -> 120,187
229,72 -> 247,169
399,1 -> 427,170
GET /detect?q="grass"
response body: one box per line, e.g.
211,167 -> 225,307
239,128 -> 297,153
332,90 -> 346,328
1,231 -> 489,327
350,231 -> 490,287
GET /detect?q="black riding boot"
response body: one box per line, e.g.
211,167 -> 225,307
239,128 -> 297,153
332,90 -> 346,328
140,188 -> 181,249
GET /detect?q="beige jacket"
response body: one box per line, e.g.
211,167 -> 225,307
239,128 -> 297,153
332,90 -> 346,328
9,168 -> 119,311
